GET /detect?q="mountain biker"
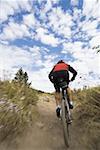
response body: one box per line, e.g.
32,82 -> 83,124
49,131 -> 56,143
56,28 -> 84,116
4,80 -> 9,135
48,60 -> 77,118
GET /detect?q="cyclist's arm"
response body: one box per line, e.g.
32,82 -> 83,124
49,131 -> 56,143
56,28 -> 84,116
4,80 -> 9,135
68,65 -> 77,81
48,66 -> 55,82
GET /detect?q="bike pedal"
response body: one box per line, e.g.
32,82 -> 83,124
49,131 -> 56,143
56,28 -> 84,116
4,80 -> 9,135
67,120 -> 72,124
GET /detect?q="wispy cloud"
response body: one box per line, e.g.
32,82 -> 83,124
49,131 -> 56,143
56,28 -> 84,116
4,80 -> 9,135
0,0 -> 32,23
47,7 -> 72,38
1,21 -> 30,40
83,0 -> 100,19
23,13 -> 37,28
0,0 -> 100,92
36,27 -> 60,46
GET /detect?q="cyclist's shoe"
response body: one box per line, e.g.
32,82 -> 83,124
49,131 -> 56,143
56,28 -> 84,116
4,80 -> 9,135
67,118 -> 72,124
69,101 -> 73,109
56,107 -> 61,118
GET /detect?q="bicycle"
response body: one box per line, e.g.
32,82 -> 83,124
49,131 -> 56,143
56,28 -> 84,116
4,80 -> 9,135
58,79 -> 72,147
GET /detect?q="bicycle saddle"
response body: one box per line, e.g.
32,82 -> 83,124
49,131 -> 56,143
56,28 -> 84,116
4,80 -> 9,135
58,79 -> 68,89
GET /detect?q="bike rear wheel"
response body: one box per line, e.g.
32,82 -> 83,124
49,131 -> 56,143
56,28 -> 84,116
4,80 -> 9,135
61,99 -> 69,147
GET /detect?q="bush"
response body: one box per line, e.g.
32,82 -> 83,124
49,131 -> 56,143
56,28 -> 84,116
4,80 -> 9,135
0,81 -> 38,143
73,86 -> 100,149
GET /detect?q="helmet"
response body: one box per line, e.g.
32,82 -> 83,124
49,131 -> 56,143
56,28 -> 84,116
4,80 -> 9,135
57,60 -> 65,64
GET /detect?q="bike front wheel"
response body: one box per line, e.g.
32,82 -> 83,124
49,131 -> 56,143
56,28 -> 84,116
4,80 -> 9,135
61,99 -> 69,147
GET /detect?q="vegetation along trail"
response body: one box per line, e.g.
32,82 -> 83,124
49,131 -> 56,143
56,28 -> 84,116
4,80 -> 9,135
13,90 -> 100,150
0,80 -> 100,150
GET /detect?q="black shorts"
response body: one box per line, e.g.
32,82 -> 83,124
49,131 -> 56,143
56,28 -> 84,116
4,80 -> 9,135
53,70 -> 69,93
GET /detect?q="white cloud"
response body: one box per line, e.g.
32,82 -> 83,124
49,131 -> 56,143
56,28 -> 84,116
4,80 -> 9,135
36,27 -> 59,46
40,33 -> 59,46
0,43 -> 54,92
0,0 -> 100,92
0,40 -> 9,45
73,8 -> 82,21
83,20 -> 98,31
90,34 -> 100,47
42,0 -> 52,13
29,69 -> 54,92
0,1 -> 14,22
73,49 -> 99,74
0,44 -> 43,75
28,52 -> 59,92
17,0 -> 32,12
0,44 -> 32,69
62,40 -> 100,89
83,0 -> 100,19
47,7 -> 72,38
1,21 -> 30,40
0,0 -> 32,23
38,0 -> 59,5
62,41 -> 83,54
23,13 -> 36,27
70,57 -> 100,89
29,46 -> 42,67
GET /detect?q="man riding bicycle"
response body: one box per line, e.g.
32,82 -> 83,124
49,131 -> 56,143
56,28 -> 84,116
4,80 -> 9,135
48,60 -> 77,118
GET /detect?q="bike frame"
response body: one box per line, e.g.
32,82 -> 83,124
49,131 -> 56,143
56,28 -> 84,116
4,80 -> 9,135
62,88 -> 71,122
60,86 -> 71,147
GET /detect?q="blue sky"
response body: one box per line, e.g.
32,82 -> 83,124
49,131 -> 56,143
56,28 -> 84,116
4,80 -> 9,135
0,0 -> 100,92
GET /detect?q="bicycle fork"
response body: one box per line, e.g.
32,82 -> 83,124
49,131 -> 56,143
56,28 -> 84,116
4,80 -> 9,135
63,90 -> 72,123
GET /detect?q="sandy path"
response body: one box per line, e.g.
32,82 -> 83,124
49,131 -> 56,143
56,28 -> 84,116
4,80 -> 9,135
16,97 -> 67,150
0,95 -> 89,150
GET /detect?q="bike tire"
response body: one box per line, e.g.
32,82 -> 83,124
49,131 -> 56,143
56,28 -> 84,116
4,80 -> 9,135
61,99 -> 69,147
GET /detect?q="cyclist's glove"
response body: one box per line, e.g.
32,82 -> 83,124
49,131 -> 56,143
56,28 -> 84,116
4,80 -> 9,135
50,75 -> 54,83
70,77 -> 75,81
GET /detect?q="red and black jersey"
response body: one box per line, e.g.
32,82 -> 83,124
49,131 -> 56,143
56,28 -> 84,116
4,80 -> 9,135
53,62 -> 69,72
49,61 -> 77,83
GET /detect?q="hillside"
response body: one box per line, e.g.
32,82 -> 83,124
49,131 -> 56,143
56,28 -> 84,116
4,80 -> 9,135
0,81 -> 100,150
73,86 -> 100,150
0,80 -> 38,144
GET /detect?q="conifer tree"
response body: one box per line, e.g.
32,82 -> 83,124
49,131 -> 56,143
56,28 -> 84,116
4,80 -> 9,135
14,68 -> 31,86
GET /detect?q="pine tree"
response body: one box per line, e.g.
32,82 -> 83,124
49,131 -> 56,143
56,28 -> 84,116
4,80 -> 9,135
14,68 -> 31,86
92,45 -> 100,53
23,72 -> 28,84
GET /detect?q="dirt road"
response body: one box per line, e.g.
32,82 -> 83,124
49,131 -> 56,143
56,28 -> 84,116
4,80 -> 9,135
16,96 -> 67,150
0,95 -> 90,150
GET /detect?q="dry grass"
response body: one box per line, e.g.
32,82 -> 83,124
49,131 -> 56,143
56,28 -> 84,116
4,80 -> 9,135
0,80 -> 38,143
73,86 -> 100,149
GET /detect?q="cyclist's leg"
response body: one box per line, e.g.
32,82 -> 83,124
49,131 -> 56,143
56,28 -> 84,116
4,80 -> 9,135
53,70 -> 65,106
55,92 -> 61,106
54,83 -> 61,105
67,87 -> 73,109
54,83 -> 61,117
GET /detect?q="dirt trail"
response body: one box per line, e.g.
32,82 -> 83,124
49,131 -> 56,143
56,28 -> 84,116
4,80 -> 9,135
16,96 -> 67,150
0,95 -> 88,150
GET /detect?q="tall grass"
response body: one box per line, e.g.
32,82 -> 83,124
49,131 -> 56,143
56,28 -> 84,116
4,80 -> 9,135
73,86 -> 100,149
0,80 -> 38,143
